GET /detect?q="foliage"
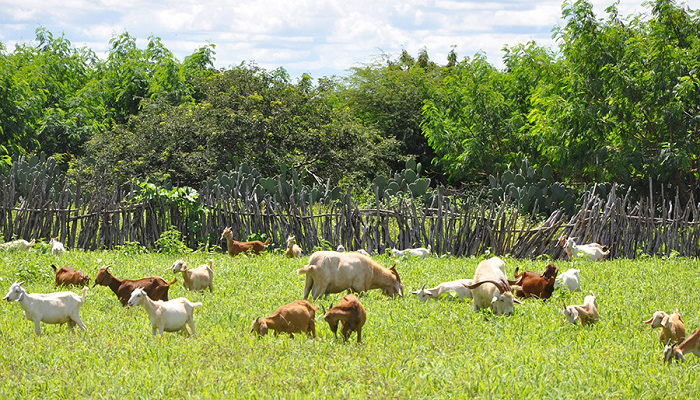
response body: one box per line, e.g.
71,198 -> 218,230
0,251 -> 699,398
154,226 -> 191,254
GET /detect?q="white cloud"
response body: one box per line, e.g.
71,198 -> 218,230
0,0 -> 698,77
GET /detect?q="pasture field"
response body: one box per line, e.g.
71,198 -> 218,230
0,249 -> 699,399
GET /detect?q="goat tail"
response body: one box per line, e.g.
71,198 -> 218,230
296,265 -> 314,275
80,286 -> 89,302
168,278 -> 179,285
192,302 -> 203,309
208,259 -> 214,270
262,237 -> 271,246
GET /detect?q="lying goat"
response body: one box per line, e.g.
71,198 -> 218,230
220,227 -> 270,256
644,309 -> 685,345
464,256 -> 521,316
664,327 -> 700,363
511,264 -> 558,299
563,291 -> 599,325
128,288 -> 202,337
391,245 -> 431,259
412,279 -> 473,301
52,264 -> 90,287
3,281 -> 88,335
251,300 -> 318,338
560,236 -> 609,261
0,239 -> 35,251
49,237 -> 66,255
321,294 -> 366,343
555,268 -> 581,292
285,235 -> 302,258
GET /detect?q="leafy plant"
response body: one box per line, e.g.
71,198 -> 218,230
154,226 -> 191,254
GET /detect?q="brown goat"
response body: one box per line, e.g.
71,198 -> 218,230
220,227 -> 270,256
93,265 -> 177,306
511,264 -> 559,299
250,300 -> 318,338
51,264 -> 91,287
322,294 -> 366,343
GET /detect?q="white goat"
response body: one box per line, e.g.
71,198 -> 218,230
0,239 -> 35,251
463,256 -> 521,316
49,237 -> 66,255
336,244 -> 346,252
563,291 -> 599,325
3,281 -> 87,335
171,259 -> 214,292
412,279 -> 474,301
562,237 -> 609,261
355,249 -> 370,256
391,245 -> 431,259
127,288 -> 202,337
555,268 -> 581,292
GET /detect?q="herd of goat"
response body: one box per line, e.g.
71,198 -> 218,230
2,230 -> 699,363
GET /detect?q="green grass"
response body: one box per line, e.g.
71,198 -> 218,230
0,249 -> 699,399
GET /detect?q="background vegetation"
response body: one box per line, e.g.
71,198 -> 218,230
0,249 -> 698,398
1,0 -> 698,198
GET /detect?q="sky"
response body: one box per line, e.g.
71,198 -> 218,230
1,0 -> 698,79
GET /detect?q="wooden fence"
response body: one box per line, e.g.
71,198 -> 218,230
1,169 -> 699,259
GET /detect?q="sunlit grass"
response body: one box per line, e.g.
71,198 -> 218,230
0,250 -> 698,399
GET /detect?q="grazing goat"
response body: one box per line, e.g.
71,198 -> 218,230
297,251 -> 403,300
555,268 -> 581,292
220,227 -> 270,256
644,309 -> 685,345
563,291 -> 599,325
511,264 -> 558,299
285,235 -> 302,258
251,300 -> 318,338
93,265 -> 177,306
336,244 -> 346,252
0,239 -> 35,251
560,237 -> 609,261
171,259 -> 214,292
412,279 -> 474,301
3,281 -> 87,335
128,288 -> 202,337
391,245 -> 431,259
51,264 -> 90,287
49,237 -> 66,255
462,257 -> 520,316
321,294 -> 366,343
664,327 -> 700,363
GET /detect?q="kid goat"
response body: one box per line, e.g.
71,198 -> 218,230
663,327 -> 700,363
560,237 -> 609,261
285,235 -> 302,258
644,309 -> 685,345
220,227 -> 270,256
52,264 -> 90,287
93,265 -> 177,306
3,281 -> 88,335
321,294 -> 366,343
563,291 -> 599,325
251,300 -> 318,338
171,259 -> 214,292
128,288 -> 202,337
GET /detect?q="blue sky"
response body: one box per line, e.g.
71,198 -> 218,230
1,0 -> 697,78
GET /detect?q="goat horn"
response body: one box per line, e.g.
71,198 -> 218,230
320,304 -> 326,315
421,284 -> 426,291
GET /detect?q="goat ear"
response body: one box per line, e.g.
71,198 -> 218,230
643,317 -> 653,324
661,315 -> 671,328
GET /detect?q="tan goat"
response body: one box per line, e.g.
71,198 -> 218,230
251,300 -> 318,338
171,259 -> 214,292
664,327 -> 700,363
644,309 -> 685,345
321,294 -> 367,343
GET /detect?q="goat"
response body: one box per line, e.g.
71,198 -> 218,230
321,294 -> 366,343
664,327 -> 700,363
391,245 -> 431,259
563,291 -> 599,325
251,300 -> 318,338
336,244 -> 346,252
560,236 -> 609,261
355,249 -> 370,256
0,239 -> 35,251
511,264 -> 558,299
412,279 -> 474,301
285,235 -> 302,258
128,288 -> 202,337
49,237 -> 66,255
297,251 -> 403,300
463,257 -> 521,316
51,264 -> 90,287
555,268 -> 581,292
220,227 -> 270,256
93,265 -> 177,306
644,309 -> 685,345
171,259 -> 214,292
3,281 -> 88,335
